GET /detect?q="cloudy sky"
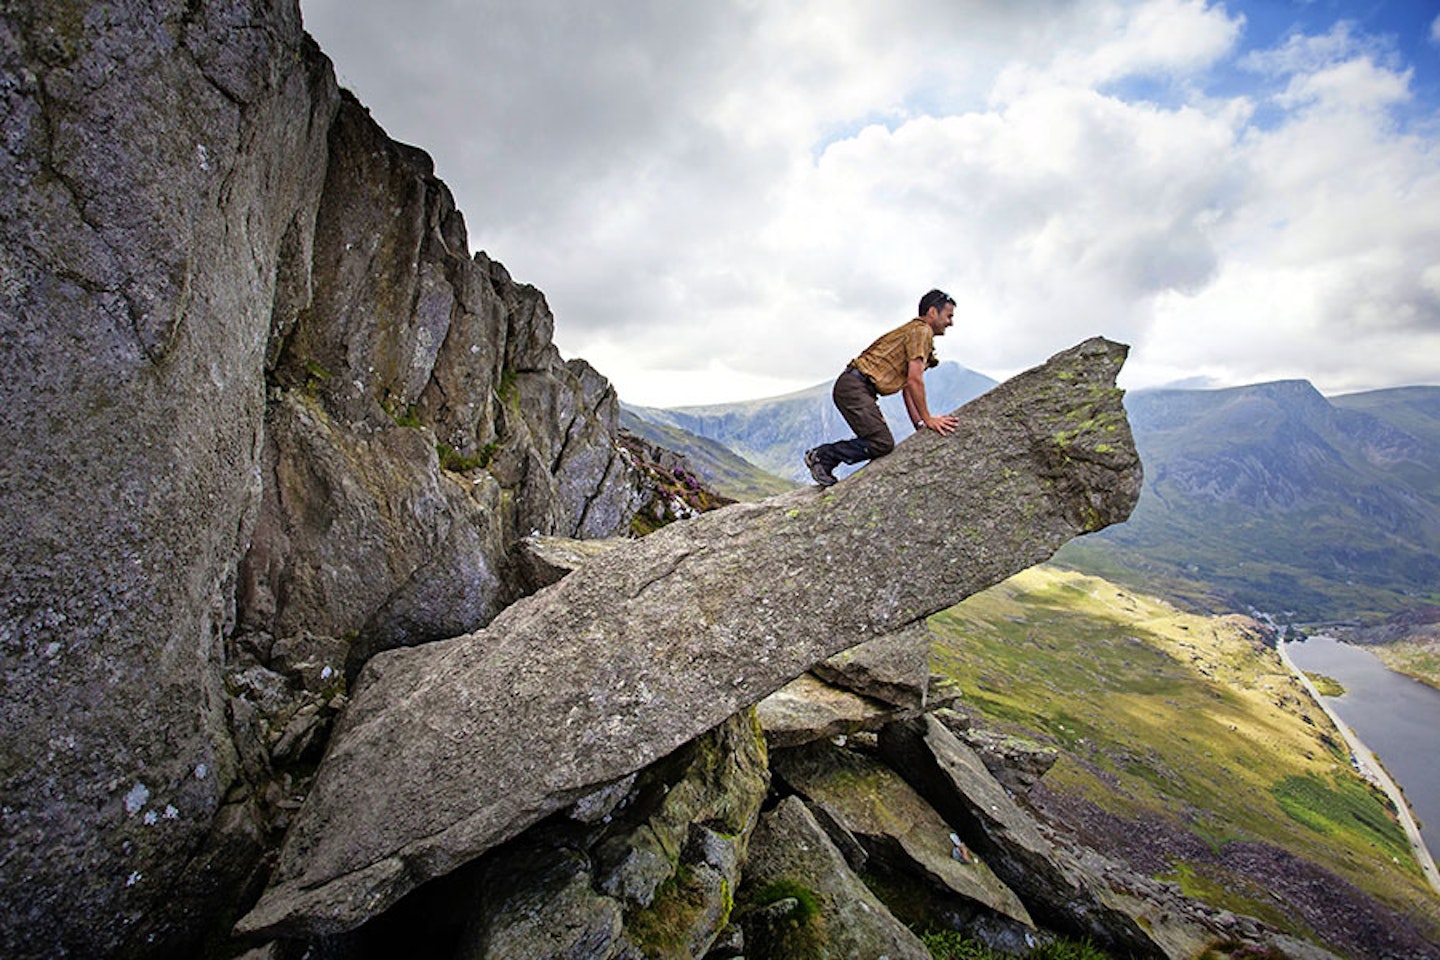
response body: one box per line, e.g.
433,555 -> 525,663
301,0 -> 1440,406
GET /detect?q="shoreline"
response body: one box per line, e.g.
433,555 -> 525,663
1277,640 -> 1440,897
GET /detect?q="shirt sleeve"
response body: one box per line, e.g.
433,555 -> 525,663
903,323 -> 935,366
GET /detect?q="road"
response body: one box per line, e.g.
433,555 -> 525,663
1278,640 -> 1440,897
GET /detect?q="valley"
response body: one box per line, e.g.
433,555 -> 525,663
930,565 -> 1440,956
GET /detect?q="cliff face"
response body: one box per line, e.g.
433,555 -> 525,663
0,4 -> 653,957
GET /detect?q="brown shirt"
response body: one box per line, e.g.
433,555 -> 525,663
850,318 -> 937,395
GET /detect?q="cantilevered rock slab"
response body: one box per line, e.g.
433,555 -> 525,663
236,337 -> 1141,938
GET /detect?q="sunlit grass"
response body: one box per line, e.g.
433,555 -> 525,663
928,565 -> 1435,937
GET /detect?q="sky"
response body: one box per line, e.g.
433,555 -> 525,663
300,0 -> 1440,407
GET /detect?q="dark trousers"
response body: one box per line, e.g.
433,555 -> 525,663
812,367 -> 895,468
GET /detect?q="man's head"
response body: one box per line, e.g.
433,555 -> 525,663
918,288 -> 956,335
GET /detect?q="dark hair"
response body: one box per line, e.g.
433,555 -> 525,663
918,289 -> 956,317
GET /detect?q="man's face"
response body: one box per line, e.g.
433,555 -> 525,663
928,302 -> 956,336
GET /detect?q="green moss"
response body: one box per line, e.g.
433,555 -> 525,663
625,864 -> 714,957
436,441 -> 494,473
750,878 -> 820,924
497,369 -> 519,406
301,359 -> 333,398
739,877 -> 828,960
717,876 -> 733,931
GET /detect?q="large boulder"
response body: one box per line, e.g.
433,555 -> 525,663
1,6 -> 662,956
771,739 -> 1033,928
812,621 -> 932,709
238,92 -> 653,675
878,714 -> 1166,957
756,673 -> 909,748
235,336 -> 1142,938
451,709 -> 769,960
737,796 -> 932,960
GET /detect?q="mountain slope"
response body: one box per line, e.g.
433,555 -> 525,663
618,408 -> 796,501
1057,382 -> 1440,620
627,361 -> 997,482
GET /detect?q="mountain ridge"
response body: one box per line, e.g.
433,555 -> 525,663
626,374 -> 1440,621
626,360 -> 998,482
1063,380 -> 1440,619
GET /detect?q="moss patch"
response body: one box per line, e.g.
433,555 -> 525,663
436,441 -> 495,473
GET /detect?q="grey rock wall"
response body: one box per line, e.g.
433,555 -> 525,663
0,4 -> 655,956
1,3 -> 335,956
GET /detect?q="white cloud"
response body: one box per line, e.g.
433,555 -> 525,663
1275,57 -> 1411,112
301,0 -> 1440,405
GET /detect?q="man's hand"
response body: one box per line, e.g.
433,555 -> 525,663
921,414 -> 959,435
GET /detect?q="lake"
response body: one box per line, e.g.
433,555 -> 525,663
1284,635 -> 1440,848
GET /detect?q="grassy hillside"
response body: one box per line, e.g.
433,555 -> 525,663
930,566 -> 1440,954
1056,383 -> 1440,622
1372,639 -> 1440,691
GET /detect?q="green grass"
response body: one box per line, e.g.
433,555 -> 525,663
1271,774 -> 1410,861
1370,639 -> 1440,691
1304,672 -> 1346,697
436,441 -> 495,473
921,929 -> 1112,960
392,406 -> 424,429
1159,861 -> 1308,934
928,565 -> 1436,943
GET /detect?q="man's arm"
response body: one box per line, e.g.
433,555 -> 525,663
903,357 -> 959,435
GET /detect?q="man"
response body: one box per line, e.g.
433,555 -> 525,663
804,289 -> 961,487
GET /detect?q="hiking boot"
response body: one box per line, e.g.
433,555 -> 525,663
804,447 -> 837,487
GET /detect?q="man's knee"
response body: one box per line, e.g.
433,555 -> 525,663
865,433 -> 895,458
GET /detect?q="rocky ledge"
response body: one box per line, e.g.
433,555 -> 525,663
235,337 -> 1143,941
